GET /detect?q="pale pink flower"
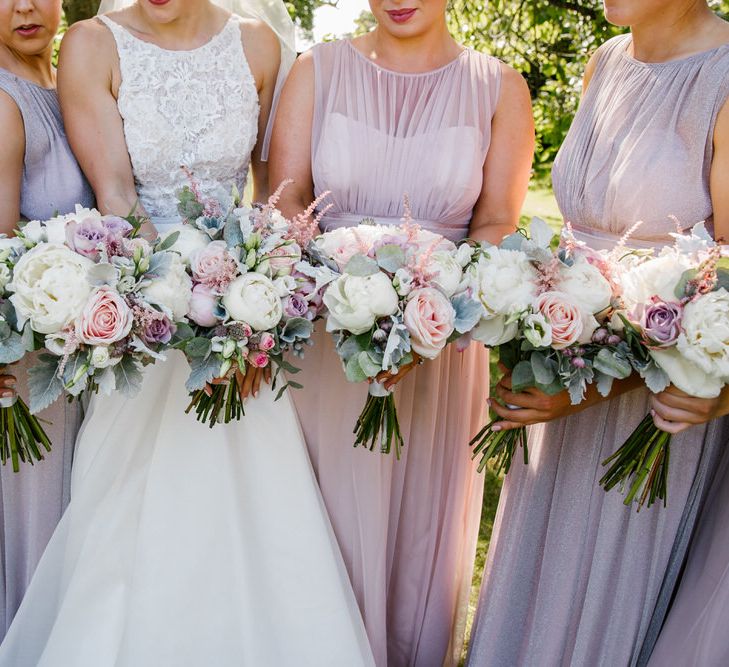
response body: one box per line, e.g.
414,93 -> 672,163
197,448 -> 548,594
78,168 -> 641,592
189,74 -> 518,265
76,287 -> 133,345
403,287 -> 455,359
188,283 -> 219,327
190,241 -> 239,294
536,291 -> 597,349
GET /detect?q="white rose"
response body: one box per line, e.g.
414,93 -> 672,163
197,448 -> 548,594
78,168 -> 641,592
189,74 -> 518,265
472,248 -> 539,316
273,275 -> 297,297
324,272 -> 399,335
9,244 -> 94,333
223,273 -> 283,331
558,257 -> 613,314
676,289 -> 729,380
91,346 -> 121,369
619,250 -> 692,309
160,224 -> 209,265
471,315 -> 518,346
140,253 -> 192,320
426,251 -> 464,297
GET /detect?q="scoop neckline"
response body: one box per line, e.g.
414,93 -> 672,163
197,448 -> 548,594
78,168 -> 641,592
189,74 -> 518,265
621,34 -> 729,68
101,14 -> 234,54
0,67 -> 56,92
345,39 -> 468,77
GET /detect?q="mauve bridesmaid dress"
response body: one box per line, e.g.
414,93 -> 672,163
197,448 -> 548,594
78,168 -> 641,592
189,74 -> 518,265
291,40 -> 502,667
468,35 -> 729,667
0,68 -> 93,638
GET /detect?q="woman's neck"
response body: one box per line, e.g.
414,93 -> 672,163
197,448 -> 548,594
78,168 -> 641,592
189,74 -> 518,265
0,43 -> 55,88
359,21 -> 462,74
631,2 -> 727,62
128,0 -> 224,50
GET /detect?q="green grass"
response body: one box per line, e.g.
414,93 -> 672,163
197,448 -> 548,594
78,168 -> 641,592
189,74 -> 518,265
460,183 -> 559,662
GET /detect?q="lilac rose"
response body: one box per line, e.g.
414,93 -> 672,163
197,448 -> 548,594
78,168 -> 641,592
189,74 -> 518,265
640,300 -> 683,348
140,309 -> 176,345
66,218 -> 109,260
283,294 -> 309,319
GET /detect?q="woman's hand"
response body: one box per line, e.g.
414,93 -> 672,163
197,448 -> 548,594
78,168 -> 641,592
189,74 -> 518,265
650,385 -> 729,434
375,352 -> 422,391
205,363 -> 272,400
0,372 -> 17,404
489,369 -> 586,431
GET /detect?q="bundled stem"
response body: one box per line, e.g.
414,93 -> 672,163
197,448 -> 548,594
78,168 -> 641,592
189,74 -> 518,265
0,396 -> 52,473
600,413 -> 670,510
186,376 -> 245,427
470,415 -> 528,476
353,393 -> 404,458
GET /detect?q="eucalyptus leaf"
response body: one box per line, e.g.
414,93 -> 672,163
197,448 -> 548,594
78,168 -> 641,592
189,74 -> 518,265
595,372 -> 615,398
530,352 -> 556,385
223,216 -> 244,248
345,355 -> 368,383
113,357 -> 144,399
156,231 -> 180,252
280,317 -> 314,344
185,355 -> 221,392
640,360 -> 670,394
185,337 -> 213,359
0,332 -> 25,365
593,347 -> 632,379
375,244 -> 406,273
344,254 -> 379,277
511,360 -> 535,393
358,351 -> 382,377
452,293 -> 483,334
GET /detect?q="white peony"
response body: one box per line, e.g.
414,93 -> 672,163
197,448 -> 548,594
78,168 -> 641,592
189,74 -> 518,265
558,257 -> 613,315
619,250 -> 692,309
676,289 -> 729,381
0,264 -> 11,293
317,226 -> 382,270
223,273 -> 283,331
19,220 -> 46,244
324,272 -> 399,335
9,244 -> 94,333
650,347 -> 723,399
160,224 -> 209,265
472,247 -> 539,316
425,250 -> 464,297
140,253 -> 192,320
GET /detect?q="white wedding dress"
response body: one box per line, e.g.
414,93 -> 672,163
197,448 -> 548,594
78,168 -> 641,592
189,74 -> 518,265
0,15 -> 374,667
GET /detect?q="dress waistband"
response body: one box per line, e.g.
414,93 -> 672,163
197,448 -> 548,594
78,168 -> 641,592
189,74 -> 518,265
570,224 -> 668,252
151,216 -> 180,232
319,212 -> 468,243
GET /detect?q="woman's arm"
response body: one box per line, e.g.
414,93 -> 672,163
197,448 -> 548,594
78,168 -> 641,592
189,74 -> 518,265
267,51 -> 316,217
0,91 -> 24,234
469,63 -> 535,245
239,19 -> 281,203
57,20 -> 154,237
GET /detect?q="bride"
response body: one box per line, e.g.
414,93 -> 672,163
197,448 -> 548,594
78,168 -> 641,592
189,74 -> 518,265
0,1 -> 374,665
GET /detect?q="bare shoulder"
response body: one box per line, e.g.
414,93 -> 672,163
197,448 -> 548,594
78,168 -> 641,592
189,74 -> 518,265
497,61 -> 531,106
238,17 -> 280,59
60,17 -> 117,58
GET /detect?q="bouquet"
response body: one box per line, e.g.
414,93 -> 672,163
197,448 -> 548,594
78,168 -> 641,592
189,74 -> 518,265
2,206 -> 192,418
468,219 -> 633,475
600,223 -> 729,509
0,238 -> 50,470
169,180 -> 325,426
305,211 -> 480,457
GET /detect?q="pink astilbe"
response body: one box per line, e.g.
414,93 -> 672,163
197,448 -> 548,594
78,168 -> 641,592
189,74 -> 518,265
686,245 -> 722,301
408,237 -> 442,287
616,219 -> 646,249
181,167 -> 223,218
57,327 -> 81,379
288,190 -> 333,246
534,256 -> 562,295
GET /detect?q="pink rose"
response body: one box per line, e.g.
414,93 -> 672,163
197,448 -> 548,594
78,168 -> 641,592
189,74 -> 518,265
188,283 -> 219,327
249,351 -> 269,368
190,241 -> 239,293
265,243 -> 301,277
403,287 -> 455,359
536,291 -> 597,350
76,286 -> 133,345
259,332 -> 276,351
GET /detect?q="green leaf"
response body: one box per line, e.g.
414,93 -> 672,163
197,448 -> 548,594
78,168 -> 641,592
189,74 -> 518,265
28,354 -> 64,414
358,351 -> 382,377
675,269 -> 698,299
375,244 -> 406,273
344,254 -> 379,277
185,337 -> 212,359
345,355 -> 368,383
511,360 -> 535,393
156,232 -> 180,252
171,322 -> 195,344
593,347 -> 632,379
185,355 -> 220,392
530,352 -> 556,385
0,331 -> 25,365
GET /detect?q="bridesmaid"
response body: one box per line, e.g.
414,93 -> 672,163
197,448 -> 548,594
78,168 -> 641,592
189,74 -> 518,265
468,1 -> 729,665
269,2 -> 534,665
0,0 -> 93,637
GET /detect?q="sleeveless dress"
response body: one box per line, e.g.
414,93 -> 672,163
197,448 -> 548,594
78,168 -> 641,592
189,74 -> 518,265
0,69 -> 93,639
467,35 -> 729,667
0,17 -> 374,666
290,40 -> 501,667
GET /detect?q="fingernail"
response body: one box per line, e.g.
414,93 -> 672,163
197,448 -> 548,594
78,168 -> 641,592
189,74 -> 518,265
650,409 -> 656,417
492,425 -> 502,432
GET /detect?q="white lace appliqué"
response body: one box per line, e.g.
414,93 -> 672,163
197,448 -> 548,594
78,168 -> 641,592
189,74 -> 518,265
101,16 -> 259,220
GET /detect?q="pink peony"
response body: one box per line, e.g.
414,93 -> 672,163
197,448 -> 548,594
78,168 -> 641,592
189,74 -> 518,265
190,241 -> 239,294
188,283 -> 219,327
536,291 -> 597,350
76,287 -> 133,345
265,243 -> 301,277
259,332 -> 276,351
249,351 -> 270,368
403,287 -> 455,359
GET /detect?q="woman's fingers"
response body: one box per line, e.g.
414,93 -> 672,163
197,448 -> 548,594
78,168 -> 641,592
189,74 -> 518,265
251,368 -> 262,398
489,399 -> 542,425
264,366 -> 272,384
651,410 -> 691,435
0,374 -> 16,399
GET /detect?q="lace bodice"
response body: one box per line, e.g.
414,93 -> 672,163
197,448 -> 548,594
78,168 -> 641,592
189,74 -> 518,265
99,15 -> 259,223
